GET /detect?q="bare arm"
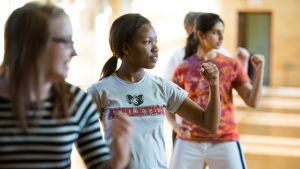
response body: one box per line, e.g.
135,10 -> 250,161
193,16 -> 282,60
109,114 -> 132,169
235,54 -> 264,108
166,112 -> 191,138
166,111 -> 177,128
176,63 -> 221,132
97,114 -> 132,169
88,89 -> 132,169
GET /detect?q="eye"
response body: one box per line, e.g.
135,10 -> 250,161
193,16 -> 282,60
211,31 -> 218,34
144,40 -> 151,45
52,37 -> 74,47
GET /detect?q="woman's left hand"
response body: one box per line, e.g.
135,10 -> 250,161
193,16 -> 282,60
250,54 -> 265,73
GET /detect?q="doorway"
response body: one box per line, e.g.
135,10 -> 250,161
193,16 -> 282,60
238,12 -> 272,85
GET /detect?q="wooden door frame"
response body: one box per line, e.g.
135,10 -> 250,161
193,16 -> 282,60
237,10 -> 272,85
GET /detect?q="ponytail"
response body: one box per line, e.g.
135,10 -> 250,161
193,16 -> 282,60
100,55 -> 118,80
184,32 -> 198,60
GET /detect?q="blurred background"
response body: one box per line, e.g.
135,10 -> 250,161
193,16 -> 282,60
1,0 -> 300,168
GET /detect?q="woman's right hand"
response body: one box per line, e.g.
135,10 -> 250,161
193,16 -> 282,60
109,114 -> 132,169
200,62 -> 219,86
173,123 -> 192,139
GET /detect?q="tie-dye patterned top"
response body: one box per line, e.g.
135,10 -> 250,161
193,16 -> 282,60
172,53 -> 250,142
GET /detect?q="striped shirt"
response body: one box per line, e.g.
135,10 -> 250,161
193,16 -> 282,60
0,84 -> 111,169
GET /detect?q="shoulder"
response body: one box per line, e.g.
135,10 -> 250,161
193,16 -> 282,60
146,72 -> 166,83
66,83 -> 100,118
218,47 -> 232,57
66,82 -> 84,94
66,83 -> 93,102
177,54 -> 197,69
87,76 -> 114,94
216,53 -> 237,64
215,55 -> 246,77
146,72 -> 175,87
153,74 -> 184,91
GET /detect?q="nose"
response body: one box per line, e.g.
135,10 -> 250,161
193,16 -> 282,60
152,41 -> 159,52
71,46 -> 77,57
219,32 -> 224,41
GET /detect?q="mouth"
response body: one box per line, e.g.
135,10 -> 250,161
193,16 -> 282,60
64,60 -> 71,70
150,55 -> 158,63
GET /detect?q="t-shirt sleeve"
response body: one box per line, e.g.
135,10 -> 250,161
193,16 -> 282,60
163,79 -> 188,113
75,94 -> 111,169
232,59 -> 250,88
87,84 -> 104,120
87,85 -> 99,103
171,63 -> 186,92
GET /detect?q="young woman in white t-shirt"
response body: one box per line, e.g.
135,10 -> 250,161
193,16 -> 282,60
88,13 -> 221,169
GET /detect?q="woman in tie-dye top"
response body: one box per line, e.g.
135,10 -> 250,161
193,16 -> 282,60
168,13 -> 264,169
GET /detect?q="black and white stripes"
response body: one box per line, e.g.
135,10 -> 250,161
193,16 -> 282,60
0,84 -> 110,169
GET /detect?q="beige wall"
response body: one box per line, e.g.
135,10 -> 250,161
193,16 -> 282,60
2,0 -> 299,87
107,0 -> 300,86
219,0 -> 300,86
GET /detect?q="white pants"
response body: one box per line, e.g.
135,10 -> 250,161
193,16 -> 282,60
170,139 -> 247,169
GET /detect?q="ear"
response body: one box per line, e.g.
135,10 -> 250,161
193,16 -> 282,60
196,31 -> 205,42
122,43 -> 130,56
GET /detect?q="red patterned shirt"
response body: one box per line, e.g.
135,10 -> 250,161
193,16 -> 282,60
172,53 -> 250,142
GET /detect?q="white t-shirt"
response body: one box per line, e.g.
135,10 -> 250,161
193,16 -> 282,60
163,47 -> 185,80
88,72 -> 188,169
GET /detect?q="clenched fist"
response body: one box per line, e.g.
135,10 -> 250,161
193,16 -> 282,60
200,62 -> 219,86
250,54 -> 264,74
